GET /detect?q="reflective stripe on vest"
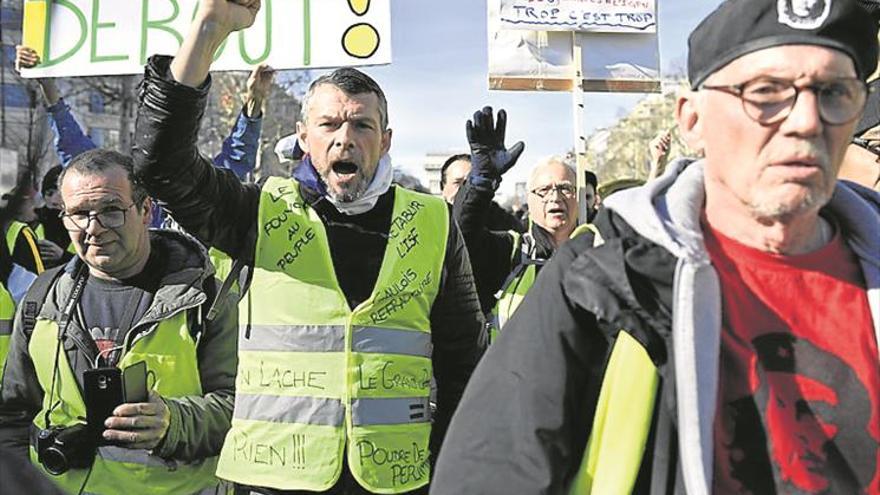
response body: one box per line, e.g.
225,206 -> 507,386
27,311 -> 223,495
568,331 -> 659,494
217,179 -> 447,493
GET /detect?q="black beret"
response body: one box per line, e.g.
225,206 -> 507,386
688,0 -> 879,89
856,0 -> 880,21
855,80 -> 880,136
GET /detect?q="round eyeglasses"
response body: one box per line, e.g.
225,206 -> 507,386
530,183 -> 576,199
60,203 -> 136,232
701,76 -> 868,126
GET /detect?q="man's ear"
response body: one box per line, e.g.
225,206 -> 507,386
142,197 -> 153,226
675,90 -> 705,154
381,128 -> 393,155
296,121 -> 309,154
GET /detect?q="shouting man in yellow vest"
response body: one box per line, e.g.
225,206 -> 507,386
0,149 -> 238,495
132,1 -> 486,494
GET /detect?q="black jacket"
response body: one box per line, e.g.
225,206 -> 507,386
434,159 -> 880,494
132,56 -> 486,477
432,207 -> 679,494
453,179 -> 555,314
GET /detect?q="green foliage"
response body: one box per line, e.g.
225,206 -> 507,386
587,87 -> 693,184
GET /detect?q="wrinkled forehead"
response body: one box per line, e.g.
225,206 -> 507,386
530,163 -> 576,189
60,168 -> 133,206
308,84 -> 383,121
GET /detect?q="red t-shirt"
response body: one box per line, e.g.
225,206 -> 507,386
705,222 -> 880,494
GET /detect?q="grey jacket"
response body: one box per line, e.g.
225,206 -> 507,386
0,230 -> 239,462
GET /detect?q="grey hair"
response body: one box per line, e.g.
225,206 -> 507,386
527,156 -> 576,190
300,68 -> 389,129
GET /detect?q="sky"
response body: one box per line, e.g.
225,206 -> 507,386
329,0 -> 725,194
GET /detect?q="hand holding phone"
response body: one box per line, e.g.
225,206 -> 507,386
101,390 -> 171,450
84,361 -> 168,449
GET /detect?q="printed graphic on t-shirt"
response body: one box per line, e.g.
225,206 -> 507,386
719,332 -> 878,494
705,223 -> 880,494
89,326 -> 123,366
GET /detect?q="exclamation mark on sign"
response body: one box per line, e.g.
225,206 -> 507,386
342,0 -> 380,59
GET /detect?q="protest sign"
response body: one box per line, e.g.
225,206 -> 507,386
20,0 -> 391,78
499,0 -> 657,33
488,1 -> 660,92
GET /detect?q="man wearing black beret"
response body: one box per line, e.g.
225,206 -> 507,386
432,0 -> 880,493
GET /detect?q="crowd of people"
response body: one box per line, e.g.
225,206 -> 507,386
0,0 -> 879,493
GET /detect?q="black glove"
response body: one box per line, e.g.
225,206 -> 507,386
466,106 -> 525,191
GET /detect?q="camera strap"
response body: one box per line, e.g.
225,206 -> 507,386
44,263 -> 90,429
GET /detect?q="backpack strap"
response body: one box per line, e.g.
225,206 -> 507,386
21,265 -> 66,336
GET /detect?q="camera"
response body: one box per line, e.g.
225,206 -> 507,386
36,424 -> 97,475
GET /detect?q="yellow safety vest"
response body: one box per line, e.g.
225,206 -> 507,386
0,281 -> 13,380
1,221 -> 44,378
488,224 -> 601,342
7,220 -> 44,274
568,332 -> 658,494
216,178 -> 448,493
28,308 -> 223,494
209,247 -> 234,285
34,223 -> 76,255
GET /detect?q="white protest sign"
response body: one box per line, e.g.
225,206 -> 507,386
499,0 -> 657,33
20,0 -> 391,78
488,1 -> 660,92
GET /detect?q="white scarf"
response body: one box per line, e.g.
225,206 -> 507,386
325,154 -> 394,215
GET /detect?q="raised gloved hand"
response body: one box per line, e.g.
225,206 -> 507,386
466,106 -> 525,191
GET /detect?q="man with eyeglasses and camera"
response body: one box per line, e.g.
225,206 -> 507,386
0,149 -> 238,494
434,0 -> 880,493
452,107 -> 584,340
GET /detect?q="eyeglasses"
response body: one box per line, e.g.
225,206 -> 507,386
853,137 -> 880,158
530,183 -> 576,199
61,203 -> 136,232
701,76 -> 868,126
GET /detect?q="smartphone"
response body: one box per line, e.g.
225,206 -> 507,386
83,367 -> 124,433
83,361 -> 149,433
122,361 -> 148,403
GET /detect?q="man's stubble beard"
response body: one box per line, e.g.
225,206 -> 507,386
747,143 -> 834,222
320,169 -> 370,203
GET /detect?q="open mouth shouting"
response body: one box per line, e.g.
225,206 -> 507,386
546,206 -> 567,219
332,160 -> 359,177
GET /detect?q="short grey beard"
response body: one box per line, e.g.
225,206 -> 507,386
746,186 -> 830,223
320,172 -> 369,203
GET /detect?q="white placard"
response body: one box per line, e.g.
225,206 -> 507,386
488,0 -> 660,92
19,0 -> 391,78
499,0 -> 657,33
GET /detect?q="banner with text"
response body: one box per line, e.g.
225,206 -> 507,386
20,0 -> 391,78
488,0 -> 660,92
499,0 -> 656,33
